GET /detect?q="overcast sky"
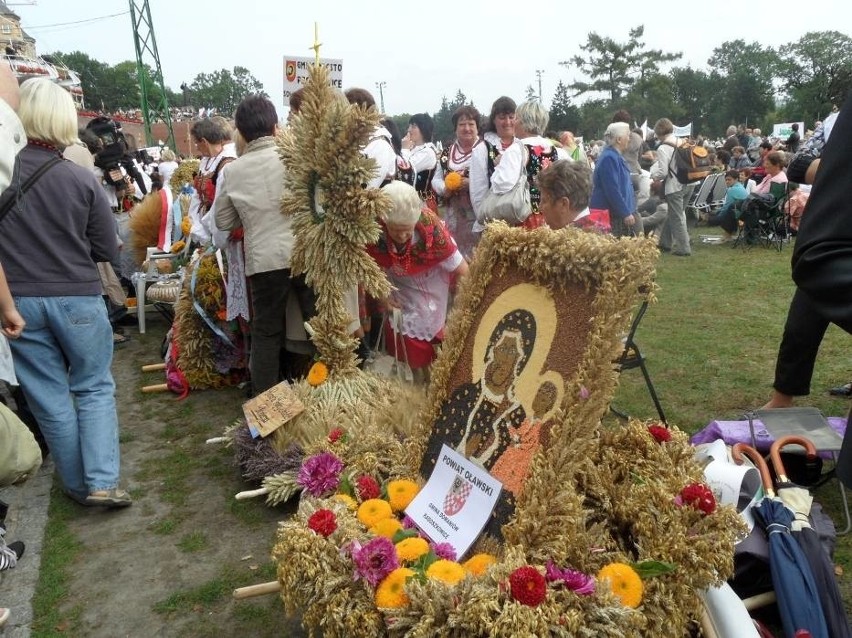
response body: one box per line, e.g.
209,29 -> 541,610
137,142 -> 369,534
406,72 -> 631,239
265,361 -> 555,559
15,0 -> 849,117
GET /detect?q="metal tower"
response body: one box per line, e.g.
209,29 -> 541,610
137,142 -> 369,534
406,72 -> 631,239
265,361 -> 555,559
128,0 -> 176,149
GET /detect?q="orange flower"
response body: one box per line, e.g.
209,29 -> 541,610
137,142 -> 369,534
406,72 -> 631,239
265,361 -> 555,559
375,567 -> 414,608
395,537 -> 429,563
387,479 -> 419,512
307,361 -> 329,387
180,216 -> 192,236
426,560 -> 466,586
357,498 -> 393,528
444,171 -> 463,191
463,553 -> 496,577
170,240 -> 186,254
370,517 -> 403,539
597,562 -> 643,608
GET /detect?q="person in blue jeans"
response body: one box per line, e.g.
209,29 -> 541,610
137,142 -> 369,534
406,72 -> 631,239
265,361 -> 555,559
0,78 -> 130,508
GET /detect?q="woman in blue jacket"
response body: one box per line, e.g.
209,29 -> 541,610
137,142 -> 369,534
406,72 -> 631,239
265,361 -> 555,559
589,122 -> 638,237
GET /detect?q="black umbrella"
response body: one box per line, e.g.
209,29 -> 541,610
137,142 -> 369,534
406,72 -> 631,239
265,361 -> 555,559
770,436 -> 851,638
733,443 -> 829,638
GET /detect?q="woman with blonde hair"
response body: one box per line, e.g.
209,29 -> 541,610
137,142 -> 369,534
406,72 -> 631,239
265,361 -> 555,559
366,181 -> 468,376
0,78 -> 130,507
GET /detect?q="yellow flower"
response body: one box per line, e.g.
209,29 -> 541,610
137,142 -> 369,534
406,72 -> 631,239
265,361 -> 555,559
375,567 -> 414,608
463,553 -> 497,577
333,493 -> 357,511
170,240 -> 186,254
597,562 -> 643,609
180,216 -> 192,236
426,559 -> 466,586
444,171 -> 463,191
307,361 -> 329,387
395,537 -> 429,563
356,498 -> 393,528
370,517 -> 403,539
387,479 -> 419,512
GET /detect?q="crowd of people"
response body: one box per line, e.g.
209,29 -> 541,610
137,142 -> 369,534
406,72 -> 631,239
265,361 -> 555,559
0,54 -> 850,626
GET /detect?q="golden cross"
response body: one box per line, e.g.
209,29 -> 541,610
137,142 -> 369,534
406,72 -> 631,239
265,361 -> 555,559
310,22 -> 321,64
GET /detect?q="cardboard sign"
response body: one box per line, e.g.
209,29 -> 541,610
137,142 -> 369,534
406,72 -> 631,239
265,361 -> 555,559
242,381 -> 305,438
405,444 -> 502,559
283,56 -> 343,101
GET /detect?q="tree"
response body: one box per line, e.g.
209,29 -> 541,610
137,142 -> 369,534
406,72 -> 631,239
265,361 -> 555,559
189,66 -> 266,115
548,81 -> 580,133
431,90 -> 472,144
778,31 -> 852,123
561,26 -> 681,102
48,50 -> 111,111
707,40 -> 780,134
524,85 -> 537,101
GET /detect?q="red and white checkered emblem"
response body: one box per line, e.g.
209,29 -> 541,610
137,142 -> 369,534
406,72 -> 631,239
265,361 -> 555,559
443,475 -> 472,516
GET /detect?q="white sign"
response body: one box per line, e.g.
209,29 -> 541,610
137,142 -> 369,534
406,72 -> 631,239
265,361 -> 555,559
673,122 -> 693,138
405,445 -> 502,559
283,56 -> 343,101
771,122 -> 804,140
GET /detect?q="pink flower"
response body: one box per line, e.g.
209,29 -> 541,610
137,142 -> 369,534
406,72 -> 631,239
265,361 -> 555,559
401,515 -> 418,529
431,542 -> 457,561
351,536 -> 399,587
579,386 -> 590,400
297,452 -> 344,497
544,560 -> 595,595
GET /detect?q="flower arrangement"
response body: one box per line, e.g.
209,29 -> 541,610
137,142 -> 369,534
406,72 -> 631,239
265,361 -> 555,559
273,417 -> 744,637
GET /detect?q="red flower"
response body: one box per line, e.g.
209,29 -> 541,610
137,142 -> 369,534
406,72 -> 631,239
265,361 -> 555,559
356,475 -> 381,501
509,566 -> 547,607
307,508 -> 337,537
648,424 -> 671,443
679,483 -> 716,515
328,427 -> 345,443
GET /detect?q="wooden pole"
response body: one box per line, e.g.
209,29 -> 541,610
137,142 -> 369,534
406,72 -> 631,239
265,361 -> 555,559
141,363 -> 166,372
141,383 -> 169,393
235,487 -> 269,501
233,581 -> 281,600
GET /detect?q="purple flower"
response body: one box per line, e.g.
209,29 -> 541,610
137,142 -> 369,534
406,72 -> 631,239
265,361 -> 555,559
544,560 -> 595,596
579,386 -> 590,400
401,515 -> 418,529
297,452 -> 344,497
431,542 -> 457,561
351,536 -> 399,587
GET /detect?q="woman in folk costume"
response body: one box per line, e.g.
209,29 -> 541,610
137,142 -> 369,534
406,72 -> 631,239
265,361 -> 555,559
470,96 -> 517,227
366,182 -> 468,378
487,99 -> 568,229
432,105 -> 481,260
402,113 -> 439,211
188,117 -> 237,246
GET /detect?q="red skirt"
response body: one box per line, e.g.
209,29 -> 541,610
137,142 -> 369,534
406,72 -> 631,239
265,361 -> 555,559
384,324 -> 443,370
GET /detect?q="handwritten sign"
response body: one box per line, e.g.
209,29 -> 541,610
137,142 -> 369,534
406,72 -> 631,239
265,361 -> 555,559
405,444 -> 502,559
283,56 -> 343,101
242,381 -> 305,439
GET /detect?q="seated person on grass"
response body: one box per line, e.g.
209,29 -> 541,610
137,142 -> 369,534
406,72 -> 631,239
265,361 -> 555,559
718,151 -> 788,240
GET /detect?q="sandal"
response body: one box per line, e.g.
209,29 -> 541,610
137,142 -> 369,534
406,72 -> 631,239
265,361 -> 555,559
113,333 -> 131,347
829,382 -> 852,397
84,488 -> 133,508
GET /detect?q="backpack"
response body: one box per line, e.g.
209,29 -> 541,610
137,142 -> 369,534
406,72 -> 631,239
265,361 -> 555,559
665,141 -> 712,184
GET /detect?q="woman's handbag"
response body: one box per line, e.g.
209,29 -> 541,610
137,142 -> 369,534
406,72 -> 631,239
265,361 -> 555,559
475,143 -> 531,224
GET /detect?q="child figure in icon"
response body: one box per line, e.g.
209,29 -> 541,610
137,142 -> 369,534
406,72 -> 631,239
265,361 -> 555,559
489,380 -> 559,497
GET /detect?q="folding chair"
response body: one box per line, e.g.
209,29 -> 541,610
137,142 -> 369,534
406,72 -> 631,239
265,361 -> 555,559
733,185 -> 790,252
610,299 -> 667,424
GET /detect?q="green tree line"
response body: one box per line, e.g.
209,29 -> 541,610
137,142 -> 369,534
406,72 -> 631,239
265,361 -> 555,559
47,50 -> 266,115
51,27 -> 850,142
406,28 -> 851,144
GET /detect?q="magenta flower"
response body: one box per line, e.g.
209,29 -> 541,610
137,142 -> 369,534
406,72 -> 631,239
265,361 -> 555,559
579,386 -> 590,400
544,560 -> 595,595
297,452 -> 344,497
351,536 -> 399,587
431,542 -> 457,561
401,515 -> 418,529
